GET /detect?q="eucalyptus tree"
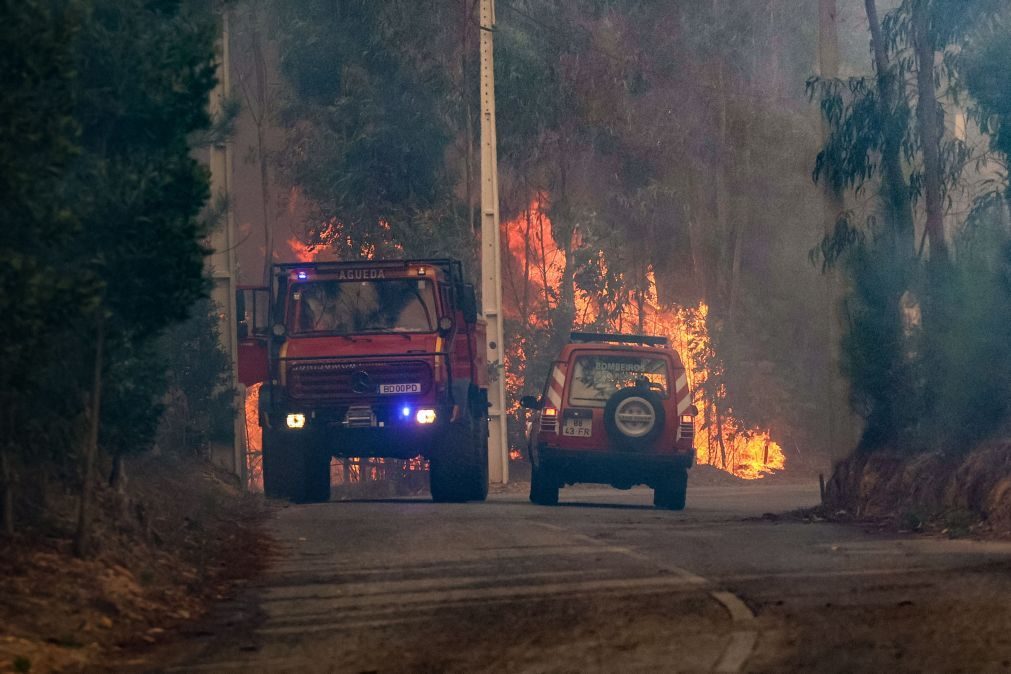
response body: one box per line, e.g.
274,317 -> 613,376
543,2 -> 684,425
811,0 -> 1011,452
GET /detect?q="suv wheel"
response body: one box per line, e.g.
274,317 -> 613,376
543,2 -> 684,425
653,468 -> 688,510
529,460 -> 559,506
603,386 -> 666,450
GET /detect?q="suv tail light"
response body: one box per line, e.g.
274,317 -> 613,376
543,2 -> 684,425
678,414 -> 695,441
540,407 -> 559,434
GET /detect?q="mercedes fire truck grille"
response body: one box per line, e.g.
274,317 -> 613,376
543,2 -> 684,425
288,360 -> 434,401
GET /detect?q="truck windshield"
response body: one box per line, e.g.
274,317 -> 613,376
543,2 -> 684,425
289,279 -> 437,335
568,354 -> 669,407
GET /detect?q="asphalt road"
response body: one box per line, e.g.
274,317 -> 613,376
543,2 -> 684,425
163,481 -> 1011,672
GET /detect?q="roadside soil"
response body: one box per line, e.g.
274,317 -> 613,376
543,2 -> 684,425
823,439 -> 1011,540
0,455 -> 270,673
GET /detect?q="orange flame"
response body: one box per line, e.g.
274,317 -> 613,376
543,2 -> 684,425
287,236 -> 321,262
244,382 -> 263,491
502,199 -> 785,479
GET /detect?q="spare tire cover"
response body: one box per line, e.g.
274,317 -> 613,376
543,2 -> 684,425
603,387 -> 665,449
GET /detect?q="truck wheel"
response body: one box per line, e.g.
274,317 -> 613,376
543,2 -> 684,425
262,429 -> 296,500
653,468 -> 688,510
430,418 -> 487,503
529,461 -> 559,506
468,416 -> 490,502
290,441 -> 331,504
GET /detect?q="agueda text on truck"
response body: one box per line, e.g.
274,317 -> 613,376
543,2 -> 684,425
236,259 -> 490,503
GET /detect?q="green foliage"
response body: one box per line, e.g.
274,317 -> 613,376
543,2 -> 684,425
158,299 -> 235,454
0,0 -> 82,393
840,240 -> 919,448
815,0 -> 1011,454
961,7 -> 1011,195
101,338 -> 168,458
0,0 -> 221,533
272,0 -> 468,260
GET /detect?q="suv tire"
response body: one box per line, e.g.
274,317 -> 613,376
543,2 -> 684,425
603,386 -> 666,450
653,468 -> 688,510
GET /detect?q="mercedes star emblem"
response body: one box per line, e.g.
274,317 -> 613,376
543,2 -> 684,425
351,370 -> 373,394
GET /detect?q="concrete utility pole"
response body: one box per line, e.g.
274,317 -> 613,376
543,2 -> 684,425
479,0 -> 509,484
208,12 -> 247,486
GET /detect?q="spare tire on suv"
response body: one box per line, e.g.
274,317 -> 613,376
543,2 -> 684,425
603,384 -> 666,451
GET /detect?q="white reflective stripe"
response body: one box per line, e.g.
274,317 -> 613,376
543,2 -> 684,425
677,395 -> 691,415
675,373 -> 687,390
547,387 -> 562,408
552,367 -> 566,387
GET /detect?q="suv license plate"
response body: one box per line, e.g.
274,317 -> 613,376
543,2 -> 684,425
379,383 -> 421,395
563,418 -> 592,437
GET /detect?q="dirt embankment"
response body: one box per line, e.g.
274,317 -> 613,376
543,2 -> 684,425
824,440 -> 1011,535
0,455 -> 270,673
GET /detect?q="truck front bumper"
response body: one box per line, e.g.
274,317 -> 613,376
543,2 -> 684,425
266,403 -> 457,460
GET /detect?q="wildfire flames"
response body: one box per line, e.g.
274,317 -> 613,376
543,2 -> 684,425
244,382 -> 263,490
502,197 -> 785,479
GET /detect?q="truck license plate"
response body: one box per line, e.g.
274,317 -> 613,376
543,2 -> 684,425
563,418 -> 592,437
379,383 -> 421,395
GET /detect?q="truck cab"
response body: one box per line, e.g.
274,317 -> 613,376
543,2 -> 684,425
237,259 -> 489,504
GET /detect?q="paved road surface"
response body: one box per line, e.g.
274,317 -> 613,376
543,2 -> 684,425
164,482 -> 1011,672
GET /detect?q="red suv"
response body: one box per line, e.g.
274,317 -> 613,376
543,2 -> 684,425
521,332 -> 697,509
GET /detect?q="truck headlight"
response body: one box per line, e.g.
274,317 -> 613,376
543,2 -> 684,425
286,413 -> 306,429
415,409 -> 436,424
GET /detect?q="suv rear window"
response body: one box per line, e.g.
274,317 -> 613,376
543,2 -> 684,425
567,354 -> 669,407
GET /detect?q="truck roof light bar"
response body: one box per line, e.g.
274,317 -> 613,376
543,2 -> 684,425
569,332 -> 670,347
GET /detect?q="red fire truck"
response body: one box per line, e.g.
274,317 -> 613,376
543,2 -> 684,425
236,259 -> 489,504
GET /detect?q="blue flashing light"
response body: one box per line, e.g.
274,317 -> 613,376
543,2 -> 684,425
401,406 -> 411,418
296,270 -> 308,280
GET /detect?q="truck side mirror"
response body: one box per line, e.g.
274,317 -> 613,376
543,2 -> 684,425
460,284 -> 479,324
520,395 -> 541,410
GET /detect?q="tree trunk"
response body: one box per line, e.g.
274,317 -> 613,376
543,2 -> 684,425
75,312 -> 105,558
820,0 -> 850,462
109,453 -> 126,493
1,441 -> 13,537
912,1 -> 949,265
865,0 -> 915,257
714,402 -> 729,470
713,69 -> 731,307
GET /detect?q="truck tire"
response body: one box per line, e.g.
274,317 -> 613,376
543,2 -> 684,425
262,429 -> 296,500
529,460 -> 559,506
468,416 -> 490,502
430,417 -> 487,503
653,468 -> 688,510
290,442 -> 331,504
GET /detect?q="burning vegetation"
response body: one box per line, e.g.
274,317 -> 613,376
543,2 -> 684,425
503,198 -> 784,479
